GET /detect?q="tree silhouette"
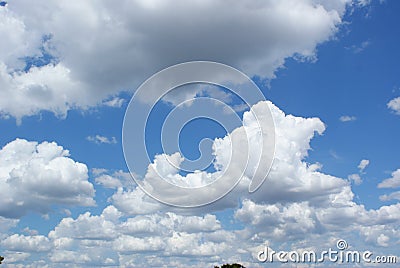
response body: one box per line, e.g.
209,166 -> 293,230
214,264 -> 245,268
0,256 -> 4,264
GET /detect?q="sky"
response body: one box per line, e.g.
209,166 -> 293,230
0,0 -> 400,267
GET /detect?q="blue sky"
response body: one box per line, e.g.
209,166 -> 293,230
1,0 -> 400,267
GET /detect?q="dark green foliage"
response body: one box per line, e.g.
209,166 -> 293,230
214,264 -> 245,268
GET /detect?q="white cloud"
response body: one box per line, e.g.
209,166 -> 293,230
4,99 -> 400,266
102,97 -> 125,108
0,217 -> 19,239
348,173 -> 362,185
378,169 -> 400,188
380,191 -> 400,201
22,227 -> 39,236
135,101 -> 346,210
110,187 -> 163,215
95,174 -> 122,189
235,200 -> 317,241
358,159 -> 370,172
387,97 -> 400,115
42,208 -> 228,266
346,159 -> 369,185
359,224 -> 400,248
356,0 -> 372,6
2,251 -> 31,264
86,135 -> 117,144
0,0 -> 355,121
0,138 -> 95,218
376,234 -> 390,247
339,115 -> 357,122
113,235 -> 165,253
1,234 -> 51,252
94,169 -> 133,189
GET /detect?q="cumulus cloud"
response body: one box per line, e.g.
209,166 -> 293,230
38,206 -> 226,266
132,101 -> 345,211
49,211 -> 119,241
378,169 -> 400,188
0,139 -> 95,218
387,97 -> 400,115
0,0 -> 355,121
3,100 -> 400,266
110,187 -> 163,215
1,234 -> 51,252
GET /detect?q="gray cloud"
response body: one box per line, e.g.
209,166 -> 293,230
0,0 -> 352,121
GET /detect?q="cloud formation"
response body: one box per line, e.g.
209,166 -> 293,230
378,169 -> 400,189
0,0 -> 354,121
0,139 -> 95,218
339,115 -> 357,122
358,159 -> 370,172
2,100 -> 400,266
86,135 -> 117,144
388,97 -> 400,115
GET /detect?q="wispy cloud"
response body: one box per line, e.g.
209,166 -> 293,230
358,159 -> 370,172
380,191 -> 400,201
87,135 -> 117,144
346,40 -> 370,54
339,115 -> 357,122
348,173 -> 362,185
329,150 -> 341,160
103,97 -> 125,108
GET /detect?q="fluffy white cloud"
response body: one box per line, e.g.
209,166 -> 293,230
26,206 -> 226,266
0,138 -> 95,218
2,251 -> 32,264
3,100 -> 400,266
48,210 -> 119,241
134,101 -> 345,211
378,169 -> 400,188
119,213 -> 221,236
387,97 -> 400,115
110,187 -> 163,215
0,0 -> 356,121
1,234 -> 51,252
